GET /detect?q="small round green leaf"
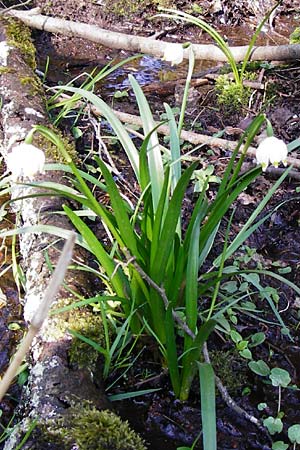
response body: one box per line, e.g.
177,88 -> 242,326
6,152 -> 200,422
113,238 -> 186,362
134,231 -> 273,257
230,329 -> 242,343
230,315 -> 238,325
270,368 -> 291,388
288,424 -> 300,444
272,441 -> 289,450
263,417 -> 283,435
237,340 -> 248,351
249,332 -> 266,347
239,348 -> 252,360
248,360 -> 270,376
258,402 -> 267,411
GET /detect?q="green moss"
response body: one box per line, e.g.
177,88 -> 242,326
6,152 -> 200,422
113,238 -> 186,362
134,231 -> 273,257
68,310 -> 105,370
5,18 -> 36,70
44,402 -> 147,450
105,0 -> 173,17
0,65 -> 15,74
209,350 -> 248,395
290,27 -> 300,44
215,74 -> 250,113
105,0 -> 142,17
19,75 -> 44,97
32,127 -> 78,163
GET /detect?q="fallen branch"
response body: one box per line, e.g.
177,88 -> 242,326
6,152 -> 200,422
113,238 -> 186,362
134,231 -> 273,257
50,90 -> 300,169
89,105 -> 300,169
5,8 -> 300,62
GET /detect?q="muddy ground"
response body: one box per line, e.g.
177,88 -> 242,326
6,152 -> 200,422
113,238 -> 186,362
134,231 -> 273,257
1,0 -> 300,449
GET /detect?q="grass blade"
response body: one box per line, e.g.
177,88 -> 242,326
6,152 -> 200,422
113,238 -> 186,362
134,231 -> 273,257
198,362 -> 216,450
129,74 -> 164,211
55,86 -> 140,181
96,157 -> 140,258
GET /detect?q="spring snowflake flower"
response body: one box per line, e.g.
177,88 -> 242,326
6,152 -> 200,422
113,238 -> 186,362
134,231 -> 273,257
7,143 -> 45,180
256,136 -> 288,171
163,43 -> 184,66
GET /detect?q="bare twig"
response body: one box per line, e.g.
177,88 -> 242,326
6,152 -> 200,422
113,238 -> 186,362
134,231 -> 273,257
49,90 -> 300,170
0,0 -> 33,15
0,233 -> 76,401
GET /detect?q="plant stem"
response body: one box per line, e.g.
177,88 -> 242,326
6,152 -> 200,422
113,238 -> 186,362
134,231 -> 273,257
124,251 -> 195,339
278,385 -> 282,415
178,45 -> 195,137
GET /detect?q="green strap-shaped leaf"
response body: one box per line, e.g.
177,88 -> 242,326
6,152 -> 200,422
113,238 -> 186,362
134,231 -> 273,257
180,320 -> 216,401
64,205 -> 129,303
150,162 -> 198,284
96,157 -> 141,258
198,362 -> 217,450
129,75 -> 164,211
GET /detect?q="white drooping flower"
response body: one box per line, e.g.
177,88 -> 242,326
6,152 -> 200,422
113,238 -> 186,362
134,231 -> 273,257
163,43 -> 184,66
7,143 -> 45,180
256,136 -> 288,171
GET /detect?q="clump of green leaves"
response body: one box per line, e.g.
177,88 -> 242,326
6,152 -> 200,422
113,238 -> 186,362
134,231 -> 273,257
13,75 -> 296,409
290,27 -> 300,44
191,165 -> 220,192
215,74 -> 250,112
27,108 -> 269,403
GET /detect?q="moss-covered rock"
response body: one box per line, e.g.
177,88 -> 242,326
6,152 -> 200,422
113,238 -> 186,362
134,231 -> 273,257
45,401 -> 147,450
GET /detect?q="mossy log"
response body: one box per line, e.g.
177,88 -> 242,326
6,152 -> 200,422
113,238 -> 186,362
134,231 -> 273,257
0,17 -> 146,450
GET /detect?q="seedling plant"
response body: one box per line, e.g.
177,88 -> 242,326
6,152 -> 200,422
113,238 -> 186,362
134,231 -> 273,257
1,51 -> 299,450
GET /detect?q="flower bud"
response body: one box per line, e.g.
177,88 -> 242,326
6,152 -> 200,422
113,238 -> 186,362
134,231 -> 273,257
256,136 -> 288,171
163,43 -> 184,66
7,143 -> 45,180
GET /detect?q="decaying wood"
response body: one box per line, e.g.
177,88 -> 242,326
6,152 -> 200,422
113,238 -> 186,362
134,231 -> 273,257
0,17 -> 120,450
5,8 -> 300,63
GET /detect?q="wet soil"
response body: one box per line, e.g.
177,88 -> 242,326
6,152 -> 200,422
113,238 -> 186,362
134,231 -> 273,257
2,0 -> 300,448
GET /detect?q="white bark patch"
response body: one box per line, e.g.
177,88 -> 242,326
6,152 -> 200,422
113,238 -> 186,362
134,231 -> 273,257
0,41 -> 11,66
24,107 -> 44,118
